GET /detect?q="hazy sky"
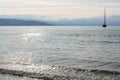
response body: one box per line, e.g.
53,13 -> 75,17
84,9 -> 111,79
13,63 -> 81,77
0,0 -> 120,19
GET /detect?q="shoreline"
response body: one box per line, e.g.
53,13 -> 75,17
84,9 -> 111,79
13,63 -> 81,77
0,63 -> 120,80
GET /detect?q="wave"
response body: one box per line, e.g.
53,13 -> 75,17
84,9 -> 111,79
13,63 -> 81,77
0,62 -> 120,80
79,40 -> 120,44
99,41 -> 120,44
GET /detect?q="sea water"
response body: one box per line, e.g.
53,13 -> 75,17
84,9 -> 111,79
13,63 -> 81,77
0,26 -> 120,80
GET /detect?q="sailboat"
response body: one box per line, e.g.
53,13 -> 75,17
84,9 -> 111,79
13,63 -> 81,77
102,8 -> 107,27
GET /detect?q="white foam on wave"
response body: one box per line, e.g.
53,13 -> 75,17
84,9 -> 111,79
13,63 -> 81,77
0,62 -> 120,80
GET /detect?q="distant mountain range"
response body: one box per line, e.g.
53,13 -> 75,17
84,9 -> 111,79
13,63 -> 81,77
0,18 -> 53,26
0,15 -> 120,26
47,15 -> 120,26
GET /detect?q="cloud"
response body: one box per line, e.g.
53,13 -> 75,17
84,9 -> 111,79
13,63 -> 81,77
0,0 -> 86,8
1,7 -> 120,20
0,0 -> 120,19
0,0 -> 120,8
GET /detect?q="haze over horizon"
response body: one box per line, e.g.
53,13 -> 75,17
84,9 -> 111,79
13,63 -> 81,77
0,0 -> 120,20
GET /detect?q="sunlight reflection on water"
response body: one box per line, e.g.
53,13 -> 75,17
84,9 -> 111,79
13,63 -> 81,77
22,32 -> 45,42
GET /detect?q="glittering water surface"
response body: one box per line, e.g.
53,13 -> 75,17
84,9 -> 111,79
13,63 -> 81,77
0,26 -> 120,80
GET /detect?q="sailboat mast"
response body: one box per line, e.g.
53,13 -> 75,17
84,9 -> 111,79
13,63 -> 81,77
104,8 -> 106,25
102,7 -> 107,27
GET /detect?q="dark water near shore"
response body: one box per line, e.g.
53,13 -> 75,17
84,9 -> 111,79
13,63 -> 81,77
0,26 -> 120,80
